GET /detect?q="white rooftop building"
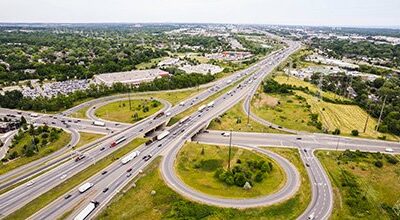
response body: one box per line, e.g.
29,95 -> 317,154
179,64 -> 223,75
94,69 -> 170,86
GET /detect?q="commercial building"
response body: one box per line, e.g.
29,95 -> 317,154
179,64 -> 223,75
94,69 -> 170,86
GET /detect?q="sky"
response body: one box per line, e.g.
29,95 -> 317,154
1,0 -> 400,27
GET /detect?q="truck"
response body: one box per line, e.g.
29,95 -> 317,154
92,121 -> 105,127
75,155 -> 86,162
153,112 -> 165,120
74,201 -> 99,220
110,136 -> 126,148
227,90 -> 232,95
30,113 -> 39,117
207,101 -> 215,108
157,131 -> 170,140
179,101 -> 185,106
78,182 -> 93,193
198,105 -> 207,112
121,151 -> 141,164
179,116 -> 190,125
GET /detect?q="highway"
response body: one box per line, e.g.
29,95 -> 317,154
0,130 -> 18,160
0,38 -> 287,218
26,40 -> 301,219
0,97 -> 170,190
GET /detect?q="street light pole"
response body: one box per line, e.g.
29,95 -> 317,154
247,96 -> 250,126
228,130 -> 232,171
376,95 -> 387,131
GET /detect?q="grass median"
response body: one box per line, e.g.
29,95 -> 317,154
96,147 -> 310,219
75,132 -> 105,149
4,138 -> 147,220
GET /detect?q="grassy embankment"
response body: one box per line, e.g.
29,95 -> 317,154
5,138 -> 147,220
95,99 -> 163,123
96,147 -> 311,220
253,75 -> 398,140
316,150 -> 400,220
0,128 -> 71,175
175,143 -> 285,198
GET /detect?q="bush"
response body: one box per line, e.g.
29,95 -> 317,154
351,130 -> 359,136
374,160 -> 383,168
385,155 -> 399,164
332,128 -> 341,135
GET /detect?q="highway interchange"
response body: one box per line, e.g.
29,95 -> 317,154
0,36 -> 398,220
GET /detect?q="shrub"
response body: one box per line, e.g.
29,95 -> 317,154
332,128 -> 341,135
374,160 -> 383,168
351,130 -> 359,136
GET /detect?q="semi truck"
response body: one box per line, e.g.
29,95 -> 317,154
207,101 -> 215,108
78,182 -> 93,193
198,105 -> 207,112
74,201 -> 99,220
121,150 -> 141,164
110,136 -> 126,147
157,131 -> 170,140
92,121 -> 105,127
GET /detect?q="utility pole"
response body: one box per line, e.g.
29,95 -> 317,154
363,105 -> 372,133
247,96 -> 251,125
376,95 -> 387,131
228,130 -> 232,171
128,92 -> 132,111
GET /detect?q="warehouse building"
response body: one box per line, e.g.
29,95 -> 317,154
94,69 -> 170,86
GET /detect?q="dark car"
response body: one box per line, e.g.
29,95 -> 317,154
127,168 -> 132,172
101,171 -> 108,175
103,188 -> 109,193
64,194 -> 72,199
306,163 -> 310,167
296,137 -> 302,140
100,147 -> 105,151
157,144 -> 162,148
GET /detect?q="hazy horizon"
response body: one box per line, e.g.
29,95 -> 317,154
1,0 -> 400,28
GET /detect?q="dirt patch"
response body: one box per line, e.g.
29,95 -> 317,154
254,93 -> 279,108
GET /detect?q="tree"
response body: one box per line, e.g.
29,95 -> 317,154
351,130 -> 359,136
374,160 -> 383,168
332,128 -> 341,135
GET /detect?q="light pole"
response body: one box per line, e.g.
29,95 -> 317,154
247,96 -> 251,126
376,95 -> 387,131
228,130 -> 232,171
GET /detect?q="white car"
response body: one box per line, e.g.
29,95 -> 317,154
60,174 -> 67,179
221,132 -> 230,137
385,148 -> 394,153
26,180 -> 35,187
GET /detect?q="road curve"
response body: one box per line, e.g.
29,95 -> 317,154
161,144 -> 301,208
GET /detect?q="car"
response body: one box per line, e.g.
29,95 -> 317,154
26,180 -> 35,187
305,163 -> 310,167
296,137 -> 302,140
139,128 -> 143,132
103,187 -> 109,193
127,168 -> 132,172
64,194 -> 72,199
203,130 -> 209,133
304,149 -> 307,153
385,148 -> 394,153
144,154 -> 152,161
127,173 -> 132,177
68,120 -> 72,122
101,171 -> 108,175
100,147 -> 105,151
51,122 -> 56,124
157,144 -> 162,148
17,111 -> 22,114
138,169 -> 143,174
221,132 -> 230,137
115,123 -> 119,126
60,174 -> 67,179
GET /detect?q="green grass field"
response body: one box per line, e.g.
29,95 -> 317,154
69,106 -> 90,119
0,129 -> 71,176
95,99 -> 163,123
74,132 -> 104,149
97,147 -> 310,220
316,150 -> 400,220
175,143 -> 286,198
5,138 -> 147,220
251,91 -> 320,133
208,100 -> 285,133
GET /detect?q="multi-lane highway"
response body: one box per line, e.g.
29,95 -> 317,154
0,38 -> 289,218
24,40 -> 301,219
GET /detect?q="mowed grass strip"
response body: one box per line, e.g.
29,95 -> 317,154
69,106 -> 90,119
97,147 -> 310,219
4,138 -> 147,220
175,143 -> 286,198
95,99 -> 163,123
75,132 -> 105,149
0,130 -> 71,176
316,150 -> 400,220
208,100 -> 286,133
